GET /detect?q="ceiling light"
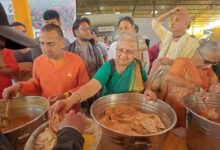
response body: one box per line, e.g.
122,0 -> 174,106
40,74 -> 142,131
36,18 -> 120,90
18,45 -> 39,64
150,10 -> 158,15
187,27 -> 203,34
100,6 -> 105,10
160,5 -> 166,9
85,12 -> 92,15
204,20 -> 220,30
115,12 -> 120,14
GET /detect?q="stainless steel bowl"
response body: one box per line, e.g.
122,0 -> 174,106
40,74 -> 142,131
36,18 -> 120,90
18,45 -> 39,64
0,96 -> 49,150
90,93 -> 177,150
184,93 -> 220,150
25,118 -> 102,150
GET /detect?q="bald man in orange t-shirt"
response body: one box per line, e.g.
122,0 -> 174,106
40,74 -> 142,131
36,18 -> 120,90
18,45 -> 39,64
3,24 -> 89,110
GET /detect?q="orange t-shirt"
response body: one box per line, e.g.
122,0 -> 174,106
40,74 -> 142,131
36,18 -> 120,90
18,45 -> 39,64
20,52 -> 89,98
165,58 -> 218,127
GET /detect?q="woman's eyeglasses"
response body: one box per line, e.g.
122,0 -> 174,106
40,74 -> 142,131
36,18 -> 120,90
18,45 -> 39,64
198,50 -> 218,65
116,48 -> 135,55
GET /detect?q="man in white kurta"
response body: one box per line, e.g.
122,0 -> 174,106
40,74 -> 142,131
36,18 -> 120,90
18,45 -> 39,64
151,6 -> 199,65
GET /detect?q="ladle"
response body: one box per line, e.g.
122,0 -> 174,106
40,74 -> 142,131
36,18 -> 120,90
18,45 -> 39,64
0,100 -> 11,128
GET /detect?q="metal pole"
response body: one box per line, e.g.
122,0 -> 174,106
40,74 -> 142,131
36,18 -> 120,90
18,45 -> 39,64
152,0 -> 156,18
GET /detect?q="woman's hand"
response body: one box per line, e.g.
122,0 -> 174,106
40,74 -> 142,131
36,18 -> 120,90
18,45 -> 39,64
194,86 -> 208,102
209,82 -> 220,94
144,89 -> 157,101
48,93 -> 66,104
48,98 -> 74,119
48,92 -> 81,118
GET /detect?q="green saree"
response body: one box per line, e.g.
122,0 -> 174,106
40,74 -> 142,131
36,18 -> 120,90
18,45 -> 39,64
93,59 -> 147,96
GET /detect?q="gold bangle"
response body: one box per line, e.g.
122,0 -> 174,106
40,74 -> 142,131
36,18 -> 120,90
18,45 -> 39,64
64,92 -> 72,98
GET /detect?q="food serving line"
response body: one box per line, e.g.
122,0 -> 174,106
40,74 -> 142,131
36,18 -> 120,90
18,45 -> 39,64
0,93 -> 219,150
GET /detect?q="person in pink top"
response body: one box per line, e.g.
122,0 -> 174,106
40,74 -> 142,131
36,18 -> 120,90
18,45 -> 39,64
0,3 -> 37,100
0,48 -> 19,99
148,42 -> 160,74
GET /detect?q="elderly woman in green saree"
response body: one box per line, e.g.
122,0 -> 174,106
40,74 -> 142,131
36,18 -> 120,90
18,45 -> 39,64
49,33 -> 156,115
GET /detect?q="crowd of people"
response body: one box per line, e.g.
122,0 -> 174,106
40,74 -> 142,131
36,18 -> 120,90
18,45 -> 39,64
1,3 -> 220,150
30,1 -> 75,40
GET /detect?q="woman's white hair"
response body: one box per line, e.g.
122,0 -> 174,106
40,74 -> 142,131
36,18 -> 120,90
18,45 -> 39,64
116,33 -> 139,50
198,39 -> 220,54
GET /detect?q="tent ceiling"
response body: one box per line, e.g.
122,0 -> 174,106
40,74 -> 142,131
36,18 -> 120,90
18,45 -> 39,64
77,0 -> 220,27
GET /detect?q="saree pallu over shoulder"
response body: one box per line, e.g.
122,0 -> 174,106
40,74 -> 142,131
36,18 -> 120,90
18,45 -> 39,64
129,59 -> 144,93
